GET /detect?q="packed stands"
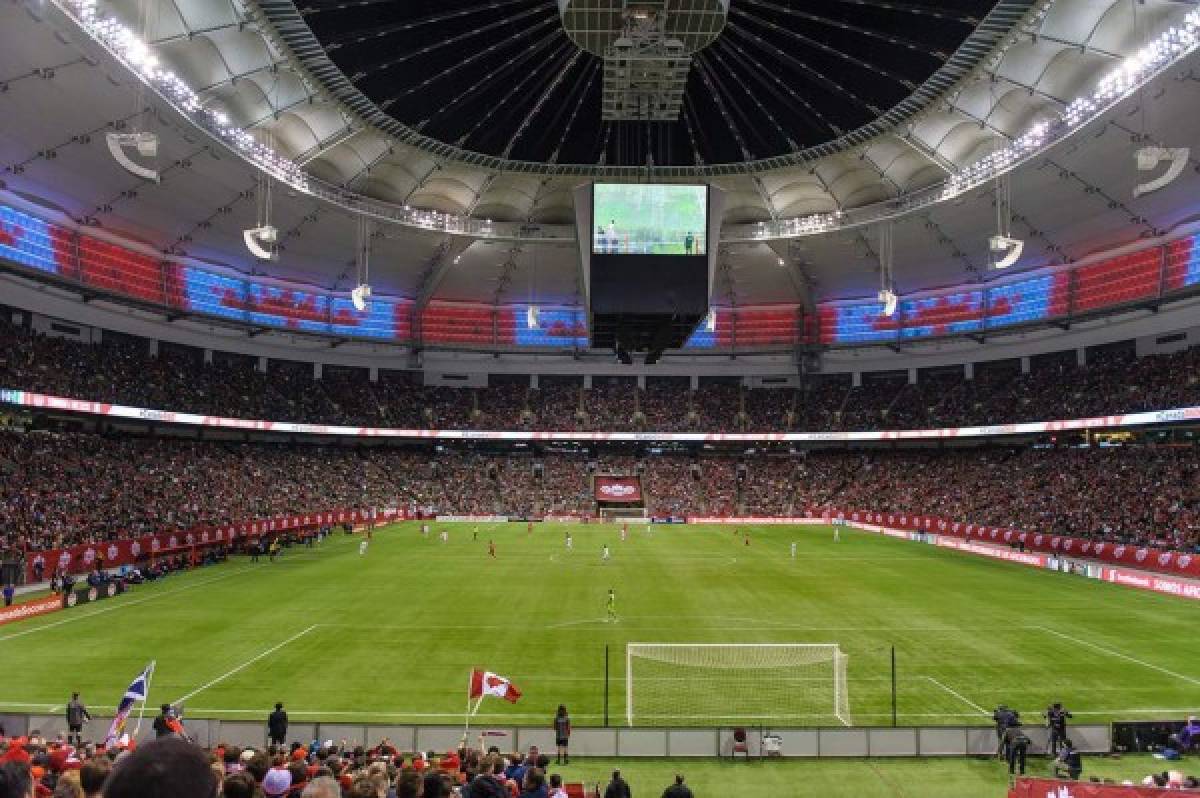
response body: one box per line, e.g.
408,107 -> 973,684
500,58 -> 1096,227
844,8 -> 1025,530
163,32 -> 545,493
5,427 -> 1195,555
5,320 -> 1200,433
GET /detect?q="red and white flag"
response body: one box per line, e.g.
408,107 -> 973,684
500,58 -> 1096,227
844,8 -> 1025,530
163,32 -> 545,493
469,669 -> 522,704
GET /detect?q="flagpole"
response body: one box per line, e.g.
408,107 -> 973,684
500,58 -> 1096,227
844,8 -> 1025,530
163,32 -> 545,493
463,670 -> 473,742
132,661 -> 156,738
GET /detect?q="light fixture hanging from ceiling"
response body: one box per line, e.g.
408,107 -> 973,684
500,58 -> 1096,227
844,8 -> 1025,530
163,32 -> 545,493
877,222 -> 897,317
243,172 -> 278,260
1133,146 -> 1190,197
1129,0 -> 1191,198
989,171 -> 1023,270
351,217 -> 372,312
526,247 -> 539,329
105,0 -> 158,181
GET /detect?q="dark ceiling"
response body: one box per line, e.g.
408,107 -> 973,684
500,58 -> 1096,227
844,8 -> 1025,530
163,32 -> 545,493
302,0 -> 1000,167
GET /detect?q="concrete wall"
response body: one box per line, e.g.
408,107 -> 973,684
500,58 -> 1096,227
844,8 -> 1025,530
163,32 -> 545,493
0,712 -> 1111,757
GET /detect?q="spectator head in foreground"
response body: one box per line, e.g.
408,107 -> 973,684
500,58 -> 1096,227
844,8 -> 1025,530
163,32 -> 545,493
103,738 -> 218,798
0,761 -> 33,798
220,772 -> 256,798
79,758 -> 111,798
300,777 -> 341,798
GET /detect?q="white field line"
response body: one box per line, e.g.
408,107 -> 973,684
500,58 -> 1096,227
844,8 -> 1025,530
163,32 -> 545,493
174,624 -> 318,704
1033,626 -> 1200,686
0,541 -> 351,644
924,676 -> 989,717
0,565 -> 262,643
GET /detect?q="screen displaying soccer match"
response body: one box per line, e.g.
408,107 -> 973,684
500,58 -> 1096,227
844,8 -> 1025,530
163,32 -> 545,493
592,183 -> 708,256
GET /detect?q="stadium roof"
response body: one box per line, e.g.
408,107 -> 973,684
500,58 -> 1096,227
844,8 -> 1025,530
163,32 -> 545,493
0,0 -> 1197,313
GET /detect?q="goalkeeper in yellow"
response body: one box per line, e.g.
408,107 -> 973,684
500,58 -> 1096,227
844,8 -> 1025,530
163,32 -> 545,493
606,588 -> 617,623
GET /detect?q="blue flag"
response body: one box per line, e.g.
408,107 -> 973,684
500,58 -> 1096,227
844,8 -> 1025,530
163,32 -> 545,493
103,662 -> 154,748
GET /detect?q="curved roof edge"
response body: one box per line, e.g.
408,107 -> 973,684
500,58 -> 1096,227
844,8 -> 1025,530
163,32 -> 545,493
249,0 -> 1038,177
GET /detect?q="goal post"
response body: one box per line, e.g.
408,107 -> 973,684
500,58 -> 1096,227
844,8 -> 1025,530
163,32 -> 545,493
625,643 -> 851,727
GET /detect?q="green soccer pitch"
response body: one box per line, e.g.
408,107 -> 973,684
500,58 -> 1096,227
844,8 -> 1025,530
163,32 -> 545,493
1,522 -> 1198,727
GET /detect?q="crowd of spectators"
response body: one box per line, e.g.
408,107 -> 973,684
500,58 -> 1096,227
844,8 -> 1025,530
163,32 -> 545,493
1,425 -> 1197,555
0,730 -> 595,798
5,321 -> 1200,433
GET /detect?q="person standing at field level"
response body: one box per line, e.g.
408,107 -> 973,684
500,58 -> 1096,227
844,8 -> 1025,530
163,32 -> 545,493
1004,722 -> 1031,776
604,769 -> 631,798
153,704 -> 174,738
833,525 -> 840,543
359,538 -> 368,556
565,532 -> 573,551
2,583 -> 13,607
66,691 -> 91,746
440,528 -> 449,544
473,525 -> 479,541
662,774 -> 692,798
602,544 -> 610,563
267,702 -> 288,747
790,542 -> 797,559
606,588 -> 617,623
1045,702 -> 1072,755
553,705 -> 571,765
488,540 -> 496,559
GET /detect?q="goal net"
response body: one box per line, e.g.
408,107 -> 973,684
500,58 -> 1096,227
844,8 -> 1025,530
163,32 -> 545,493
626,643 -> 851,727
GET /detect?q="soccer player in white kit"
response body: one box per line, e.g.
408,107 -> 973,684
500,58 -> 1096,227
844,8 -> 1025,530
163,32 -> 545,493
790,541 -> 797,559
440,529 -> 448,544
359,539 -> 368,556
565,533 -> 573,551
602,544 -> 610,563
833,526 -> 840,543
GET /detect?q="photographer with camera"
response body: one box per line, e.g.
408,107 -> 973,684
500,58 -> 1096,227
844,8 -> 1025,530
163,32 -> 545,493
993,705 -> 1019,759
1044,702 -> 1073,756
1053,738 -> 1083,780
1004,720 -> 1032,776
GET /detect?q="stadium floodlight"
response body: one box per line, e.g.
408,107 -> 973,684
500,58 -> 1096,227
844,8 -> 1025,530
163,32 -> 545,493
626,643 -> 851,727
1133,147 -> 1190,197
242,225 -> 278,261
877,288 -> 898,318
105,132 -> 159,181
526,305 -> 539,329
350,282 -> 372,312
988,235 -> 1024,270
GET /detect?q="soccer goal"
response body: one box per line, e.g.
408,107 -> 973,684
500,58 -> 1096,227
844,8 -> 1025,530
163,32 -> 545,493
625,643 -> 851,727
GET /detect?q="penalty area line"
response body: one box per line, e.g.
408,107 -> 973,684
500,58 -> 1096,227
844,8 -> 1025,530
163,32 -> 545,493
174,624 -> 318,705
1033,626 -> 1200,687
924,676 -> 989,717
